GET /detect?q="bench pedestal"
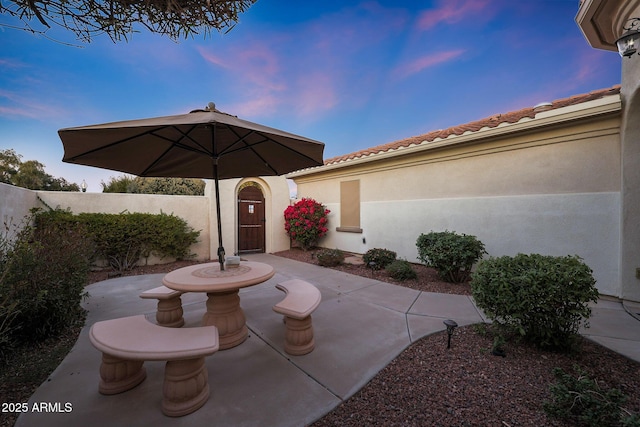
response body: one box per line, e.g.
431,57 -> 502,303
283,315 -> 315,356
162,357 -> 210,417
139,287 -> 185,328
156,296 -> 184,328
98,354 -> 146,395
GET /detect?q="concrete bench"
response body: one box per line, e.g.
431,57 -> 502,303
89,315 -> 219,417
273,279 -> 321,355
140,286 -> 184,328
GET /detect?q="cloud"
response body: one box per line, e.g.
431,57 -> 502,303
0,89 -> 69,120
195,3 -> 411,121
393,50 -> 465,79
416,0 -> 491,31
293,72 -> 339,117
0,58 -> 26,69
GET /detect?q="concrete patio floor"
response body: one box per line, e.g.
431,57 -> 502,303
15,253 -> 640,427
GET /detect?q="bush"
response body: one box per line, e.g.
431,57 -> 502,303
363,248 -> 397,270
38,210 -> 200,271
316,248 -> 344,267
544,366 -> 639,426
471,253 -> 599,351
0,209 -> 93,354
416,230 -> 486,283
386,259 -> 417,281
284,198 -> 330,250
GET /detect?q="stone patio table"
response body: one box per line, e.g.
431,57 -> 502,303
162,261 -> 275,350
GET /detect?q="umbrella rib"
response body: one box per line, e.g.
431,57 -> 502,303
64,126 -> 173,161
220,126 -> 278,175
139,125 -> 213,176
221,127 -> 322,170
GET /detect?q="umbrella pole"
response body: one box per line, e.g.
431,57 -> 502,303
213,158 -> 225,271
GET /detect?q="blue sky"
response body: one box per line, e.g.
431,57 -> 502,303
0,0 -> 621,192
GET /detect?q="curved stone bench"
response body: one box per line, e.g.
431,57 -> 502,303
273,279 -> 321,356
89,315 -> 218,417
139,286 -> 185,328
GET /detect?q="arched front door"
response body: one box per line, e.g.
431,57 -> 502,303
237,184 -> 266,254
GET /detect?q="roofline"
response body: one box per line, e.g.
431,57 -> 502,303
287,86 -> 621,179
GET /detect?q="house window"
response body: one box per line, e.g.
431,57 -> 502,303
337,179 -> 362,233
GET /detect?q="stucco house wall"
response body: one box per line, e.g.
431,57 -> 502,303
290,89 -> 623,298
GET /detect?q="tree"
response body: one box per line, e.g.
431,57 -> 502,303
0,149 -> 80,191
101,175 -> 136,193
0,149 -> 21,184
102,175 -> 205,195
0,0 -> 256,43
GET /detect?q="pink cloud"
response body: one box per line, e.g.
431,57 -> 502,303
196,3 -> 409,121
198,44 -> 286,93
0,89 -> 68,120
293,72 -> 338,117
198,50 -> 228,69
417,0 -> 491,31
394,50 -> 465,79
225,95 -> 282,118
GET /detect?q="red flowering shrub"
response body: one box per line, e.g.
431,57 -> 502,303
284,198 -> 330,250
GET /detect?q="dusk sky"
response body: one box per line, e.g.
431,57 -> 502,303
1,0 -> 622,192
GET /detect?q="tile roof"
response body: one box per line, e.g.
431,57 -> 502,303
324,85 -> 621,166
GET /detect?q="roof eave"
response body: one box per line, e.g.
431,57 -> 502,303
287,93 -> 621,179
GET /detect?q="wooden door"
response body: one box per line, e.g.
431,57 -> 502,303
237,185 -> 265,253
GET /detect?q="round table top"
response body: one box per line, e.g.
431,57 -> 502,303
162,261 -> 275,293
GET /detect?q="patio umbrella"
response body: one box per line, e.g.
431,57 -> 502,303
58,102 -> 325,269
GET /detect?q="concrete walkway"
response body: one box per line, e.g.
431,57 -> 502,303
15,254 -> 640,427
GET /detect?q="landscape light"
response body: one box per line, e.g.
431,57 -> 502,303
443,319 -> 458,349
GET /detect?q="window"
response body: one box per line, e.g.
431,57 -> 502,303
337,179 -> 362,233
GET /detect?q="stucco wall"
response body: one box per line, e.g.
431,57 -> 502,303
294,110 -> 623,298
210,176 -> 292,257
318,193 -> 620,297
1,175 -> 291,267
619,47 -> 640,302
0,182 -> 39,231
36,191 -> 211,262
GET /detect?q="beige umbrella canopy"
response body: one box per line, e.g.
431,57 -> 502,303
59,103 -> 325,269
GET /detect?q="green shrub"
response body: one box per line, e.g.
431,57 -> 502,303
416,230 -> 486,283
385,259 -> 417,281
471,253 -> 599,351
0,209 -> 93,351
363,248 -> 397,270
544,366 -> 639,426
66,211 -> 200,271
316,248 -> 344,267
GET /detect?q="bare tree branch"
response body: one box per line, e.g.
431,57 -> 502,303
0,0 -> 256,42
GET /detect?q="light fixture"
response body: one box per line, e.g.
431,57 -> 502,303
81,179 -> 87,192
443,319 -> 458,349
617,18 -> 640,58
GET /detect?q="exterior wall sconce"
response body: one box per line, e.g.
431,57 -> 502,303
81,179 -> 87,192
617,18 -> 640,57
443,319 -> 458,349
